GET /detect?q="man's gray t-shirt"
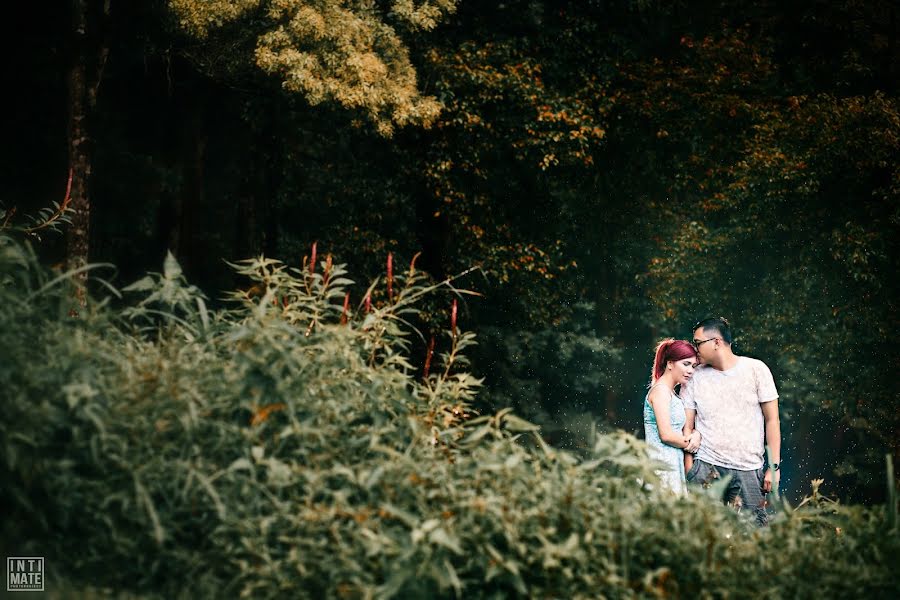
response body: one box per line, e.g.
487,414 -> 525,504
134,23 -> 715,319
681,356 -> 778,471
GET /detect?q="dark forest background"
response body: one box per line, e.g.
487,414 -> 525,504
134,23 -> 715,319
4,0 -> 898,503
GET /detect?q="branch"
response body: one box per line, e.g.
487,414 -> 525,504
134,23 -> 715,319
22,169 -> 75,235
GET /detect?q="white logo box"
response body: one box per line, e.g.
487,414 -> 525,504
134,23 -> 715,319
7,557 -> 45,592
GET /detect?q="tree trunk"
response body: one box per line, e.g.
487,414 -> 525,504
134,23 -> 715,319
66,0 -> 90,271
65,0 -> 110,273
157,62 -> 209,279
236,120 -> 280,269
176,98 -> 207,277
604,388 -> 618,423
235,192 -> 258,261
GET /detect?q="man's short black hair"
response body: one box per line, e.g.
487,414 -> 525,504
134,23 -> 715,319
693,316 -> 733,344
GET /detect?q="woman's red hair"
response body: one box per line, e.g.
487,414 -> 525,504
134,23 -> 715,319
650,339 -> 698,384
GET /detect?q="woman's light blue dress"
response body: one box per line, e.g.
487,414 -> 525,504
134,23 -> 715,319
643,384 -> 687,494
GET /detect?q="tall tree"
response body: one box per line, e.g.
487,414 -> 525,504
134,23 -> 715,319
66,0 -> 110,271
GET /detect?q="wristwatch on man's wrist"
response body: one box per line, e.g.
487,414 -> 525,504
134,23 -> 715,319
771,463 -> 780,472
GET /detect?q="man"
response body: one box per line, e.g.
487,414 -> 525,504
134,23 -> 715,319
682,317 -> 781,525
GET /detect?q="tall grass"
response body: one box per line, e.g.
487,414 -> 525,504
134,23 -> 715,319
1,233 -> 898,598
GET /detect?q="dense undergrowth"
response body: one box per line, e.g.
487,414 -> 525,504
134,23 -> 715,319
1,233 -> 898,598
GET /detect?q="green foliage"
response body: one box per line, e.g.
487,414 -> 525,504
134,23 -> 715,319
475,303 -> 623,448
2,235 -> 898,598
4,0 -> 891,505
640,66 -> 900,493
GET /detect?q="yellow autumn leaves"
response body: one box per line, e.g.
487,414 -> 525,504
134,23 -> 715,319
168,0 -> 458,135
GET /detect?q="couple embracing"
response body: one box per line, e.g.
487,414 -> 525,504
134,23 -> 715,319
643,317 -> 781,526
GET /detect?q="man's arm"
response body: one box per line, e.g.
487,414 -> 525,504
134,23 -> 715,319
761,400 -> 781,493
683,408 -> 696,436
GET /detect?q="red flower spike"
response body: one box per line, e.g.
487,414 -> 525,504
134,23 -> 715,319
423,336 -> 436,378
61,168 -> 73,211
281,296 -> 288,308
387,252 -> 394,303
309,241 -> 318,275
408,252 -> 421,277
340,292 -> 350,325
451,299 -> 458,336
364,292 -> 371,313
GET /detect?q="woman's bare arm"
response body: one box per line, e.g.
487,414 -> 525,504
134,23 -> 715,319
649,386 -> 691,449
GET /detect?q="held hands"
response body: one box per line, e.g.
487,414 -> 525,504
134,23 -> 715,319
684,430 -> 702,454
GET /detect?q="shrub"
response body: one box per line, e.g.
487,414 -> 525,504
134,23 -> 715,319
1,233 -> 898,598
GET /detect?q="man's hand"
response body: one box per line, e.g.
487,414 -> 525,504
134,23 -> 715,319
762,468 -> 779,493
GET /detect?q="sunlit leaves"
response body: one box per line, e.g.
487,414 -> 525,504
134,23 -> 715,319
167,0 -> 458,135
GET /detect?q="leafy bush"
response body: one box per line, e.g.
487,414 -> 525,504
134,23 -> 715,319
1,233 -> 898,598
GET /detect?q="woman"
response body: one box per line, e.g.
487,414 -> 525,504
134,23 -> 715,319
644,339 -> 701,494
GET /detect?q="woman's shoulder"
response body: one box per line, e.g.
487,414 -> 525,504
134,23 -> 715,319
647,383 -> 673,403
